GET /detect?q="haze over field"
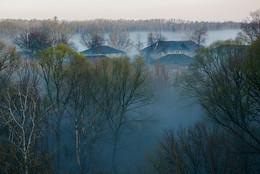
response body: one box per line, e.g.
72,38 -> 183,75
0,0 -> 260,21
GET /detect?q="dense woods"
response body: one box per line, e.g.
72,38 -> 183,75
0,18 -> 240,39
0,9 -> 259,174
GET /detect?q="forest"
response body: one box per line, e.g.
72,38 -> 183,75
0,9 -> 260,174
0,18 -> 240,39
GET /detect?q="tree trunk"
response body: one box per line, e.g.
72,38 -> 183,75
75,119 -> 81,169
56,117 -> 61,172
112,134 -> 119,174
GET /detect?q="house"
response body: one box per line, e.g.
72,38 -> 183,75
154,54 -> 194,66
81,46 -> 126,58
140,40 -> 201,63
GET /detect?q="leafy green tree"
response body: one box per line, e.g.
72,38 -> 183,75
96,57 -> 153,174
35,43 -> 80,171
65,52 -> 107,173
65,52 -> 90,171
179,38 -> 260,153
243,37 -> 260,128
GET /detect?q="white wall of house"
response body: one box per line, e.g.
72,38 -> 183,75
84,53 -> 126,58
105,53 -> 125,58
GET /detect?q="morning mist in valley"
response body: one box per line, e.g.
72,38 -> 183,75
0,0 -> 259,173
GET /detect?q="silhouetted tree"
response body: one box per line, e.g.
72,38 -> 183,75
0,61 -> 52,174
179,38 -> 260,153
15,30 -> 52,55
35,43 -> 79,171
0,41 -> 20,92
190,27 -> 207,46
108,29 -> 133,51
135,34 -> 144,52
41,16 -> 75,47
80,25 -> 105,51
148,121 -> 259,174
147,32 -> 166,46
104,57 -> 153,174
240,9 -> 260,43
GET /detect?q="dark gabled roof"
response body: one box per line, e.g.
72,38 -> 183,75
81,46 -> 125,55
140,41 -> 201,55
154,54 -> 194,66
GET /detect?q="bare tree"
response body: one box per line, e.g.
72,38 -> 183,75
148,121 -> 258,174
15,17 -> 75,55
190,27 -> 207,46
0,62 -> 51,174
0,41 -> 20,92
135,34 -> 144,52
41,16 -> 75,47
239,9 -> 260,43
14,30 -> 52,55
108,29 -> 133,51
147,32 -> 166,47
80,25 -> 105,51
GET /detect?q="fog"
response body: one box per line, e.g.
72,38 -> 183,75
64,29 -> 238,172
112,86 -> 202,171
57,84 -> 203,172
72,29 -> 241,55
2,28 -> 252,173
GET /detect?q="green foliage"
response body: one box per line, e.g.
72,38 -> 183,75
239,9 -> 260,43
1,41 -> 153,173
243,37 -> 260,120
179,38 -> 260,153
36,43 -> 85,93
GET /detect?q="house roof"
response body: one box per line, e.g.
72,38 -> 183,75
140,41 -> 201,55
154,54 -> 194,66
81,46 -> 125,55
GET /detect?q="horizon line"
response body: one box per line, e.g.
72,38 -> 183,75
0,17 -> 243,23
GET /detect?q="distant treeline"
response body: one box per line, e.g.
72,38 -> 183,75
0,18 -> 240,37
70,19 -> 240,32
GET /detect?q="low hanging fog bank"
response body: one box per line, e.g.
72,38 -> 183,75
56,80 -> 202,172
71,85 -> 202,172
72,29 -> 240,54
111,85 -> 202,171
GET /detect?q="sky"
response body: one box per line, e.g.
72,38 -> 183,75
0,0 -> 259,21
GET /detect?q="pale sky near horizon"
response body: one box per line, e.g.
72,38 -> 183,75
0,0 -> 259,22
